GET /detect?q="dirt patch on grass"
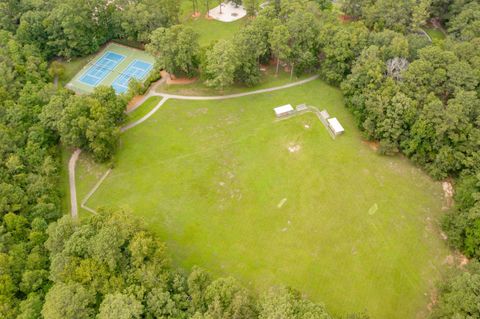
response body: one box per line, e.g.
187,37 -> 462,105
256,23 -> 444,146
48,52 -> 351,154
443,251 -> 469,267
362,140 -> 379,151
187,108 -> 209,117
160,70 -> 198,85
287,143 -> 301,153
127,95 -> 145,111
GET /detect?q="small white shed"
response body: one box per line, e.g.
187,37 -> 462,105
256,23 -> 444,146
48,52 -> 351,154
274,104 -> 295,118
327,117 -> 345,136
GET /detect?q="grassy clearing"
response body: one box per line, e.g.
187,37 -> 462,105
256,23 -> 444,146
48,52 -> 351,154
423,26 -> 446,42
156,67 -> 312,96
78,79 -> 448,319
57,55 -> 92,87
126,96 -> 162,125
180,0 -> 245,46
75,153 -> 110,216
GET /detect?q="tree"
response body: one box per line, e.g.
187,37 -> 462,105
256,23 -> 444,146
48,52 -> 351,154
431,261 -> 480,318
42,283 -> 95,319
319,20 -> 369,84
243,0 -> 259,16
259,286 -> 332,319
285,9 -> 320,77
17,293 -> 44,319
204,40 -> 238,89
45,86 -> 126,162
341,0 -> 369,18
43,0 -> 115,58
447,2 -> 480,41
361,0 -> 423,33
269,25 -> 291,75
411,0 -> 431,31
146,25 -> 200,77
233,23 -> 268,86
188,267 -> 212,313
192,0 -> 200,14
119,0 -> 179,42
204,277 -> 257,318
98,293 -> 144,319
48,61 -> 65,83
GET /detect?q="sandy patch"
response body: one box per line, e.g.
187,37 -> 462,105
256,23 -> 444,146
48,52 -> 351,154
443,251 -> 469,267
160,70 -> 197,85
287,143 -> 301,153
442,180 -> 454,210
362,140 -> 379,151
127,95 -> 145,111
187,108 -> 209,117
277,198 -> 287,208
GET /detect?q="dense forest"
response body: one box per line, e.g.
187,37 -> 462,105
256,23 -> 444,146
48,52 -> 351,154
0,0 -> 479,318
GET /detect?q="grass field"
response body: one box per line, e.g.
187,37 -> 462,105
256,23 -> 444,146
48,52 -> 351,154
75,79 -> 448,318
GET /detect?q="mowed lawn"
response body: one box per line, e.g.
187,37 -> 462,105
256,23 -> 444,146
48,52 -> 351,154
180,0 -> 245,46
80,80 -> 448,318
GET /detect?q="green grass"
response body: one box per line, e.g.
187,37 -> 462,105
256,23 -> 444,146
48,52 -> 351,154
57,55 -> 93,87
156,67 -> 312,96
180,0 -> 245,46
423,27 -> 446,42
76,79 -> 448,318
126,96 -> 162,124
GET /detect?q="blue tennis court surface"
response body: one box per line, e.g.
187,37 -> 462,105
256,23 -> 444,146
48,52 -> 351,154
112,60 -> 153,93
79,51 -> 125,86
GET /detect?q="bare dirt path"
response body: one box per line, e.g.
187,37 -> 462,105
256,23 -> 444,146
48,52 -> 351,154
69,75 -> 320,217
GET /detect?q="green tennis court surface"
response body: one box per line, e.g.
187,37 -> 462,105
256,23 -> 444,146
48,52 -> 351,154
66,43 -> 155,94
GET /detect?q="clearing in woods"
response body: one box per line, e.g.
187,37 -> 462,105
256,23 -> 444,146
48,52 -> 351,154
75,79 -> 448,319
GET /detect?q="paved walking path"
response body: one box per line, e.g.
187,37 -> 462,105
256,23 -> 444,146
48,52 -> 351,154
69,75 -> 320,218
68,149 -> 82,219
154,75 -> 319,101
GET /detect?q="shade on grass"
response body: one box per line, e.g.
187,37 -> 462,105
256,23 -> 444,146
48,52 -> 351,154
78,79 -> 448,318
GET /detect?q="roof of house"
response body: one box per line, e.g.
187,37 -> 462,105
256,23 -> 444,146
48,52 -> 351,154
327,117 -> 345,133
274,104 -> 294,115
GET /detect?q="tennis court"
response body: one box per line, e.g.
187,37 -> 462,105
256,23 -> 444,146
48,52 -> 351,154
66,43 -> 155,95
79,52 -> 125,87
112,60 -> 153,93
